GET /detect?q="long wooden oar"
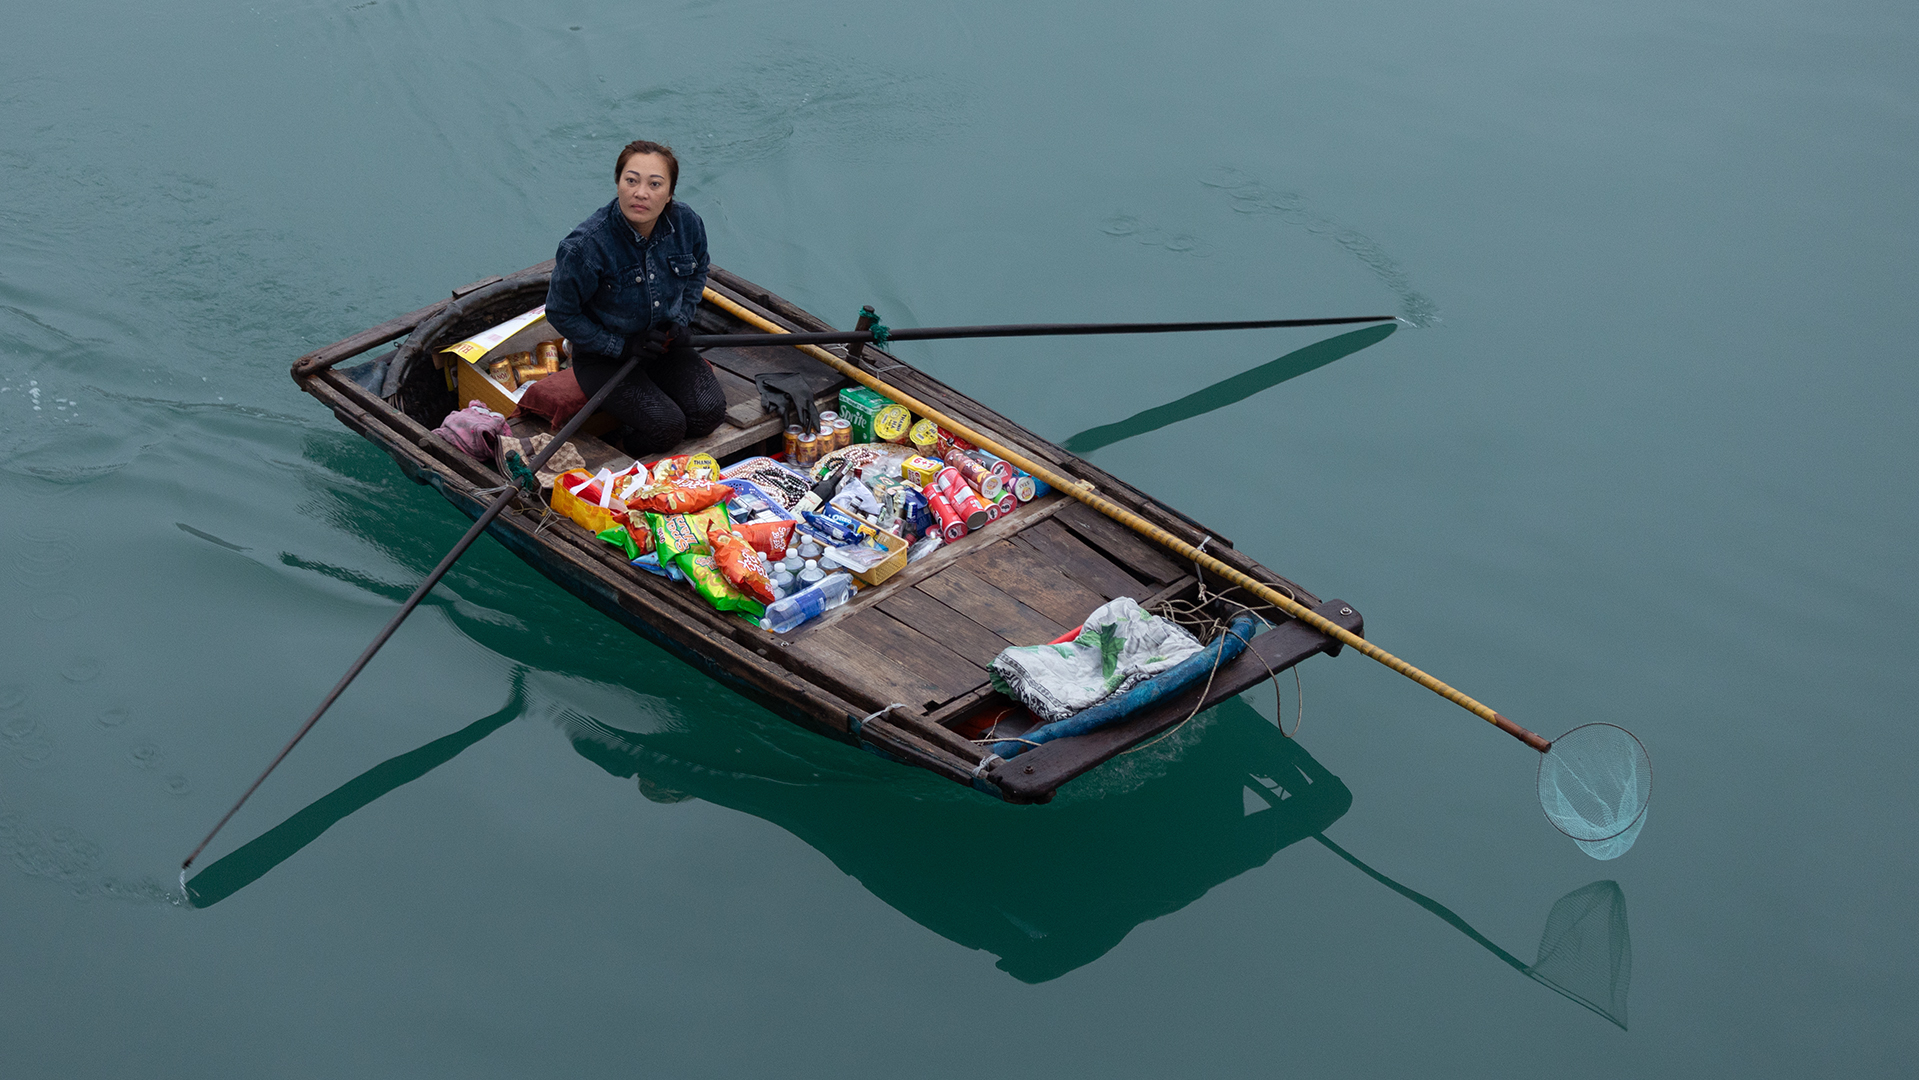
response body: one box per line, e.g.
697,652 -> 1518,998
682,313 -> 1394,350
700,288 -> 1554,755
182,355 -> 643,871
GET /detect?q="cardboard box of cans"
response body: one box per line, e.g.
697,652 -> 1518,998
834,387 -> 882,443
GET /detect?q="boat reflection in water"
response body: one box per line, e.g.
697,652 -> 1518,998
185,666 -> 1629,1022
563,691 -> 1350,983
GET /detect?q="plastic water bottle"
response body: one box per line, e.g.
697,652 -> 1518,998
762,573 -> 854,633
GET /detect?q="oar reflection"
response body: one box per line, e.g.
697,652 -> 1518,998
1063,322 -> 1396,454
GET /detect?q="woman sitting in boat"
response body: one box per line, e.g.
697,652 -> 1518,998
545,139 -> 726,455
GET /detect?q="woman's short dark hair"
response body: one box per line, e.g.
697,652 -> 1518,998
615,140 -> 679,193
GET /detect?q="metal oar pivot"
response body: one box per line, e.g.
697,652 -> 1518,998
182,355 -> 643,871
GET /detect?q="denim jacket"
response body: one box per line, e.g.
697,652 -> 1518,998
545,198 -> 710,359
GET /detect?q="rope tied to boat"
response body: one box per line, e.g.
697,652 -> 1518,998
869,322 -> 890,347
856,702 -> 907,734
1150,575 -> 1303,739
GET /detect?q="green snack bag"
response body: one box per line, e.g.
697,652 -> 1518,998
673,551 -> 767,621
596,524 -> 641,561
646,505 -> 732,562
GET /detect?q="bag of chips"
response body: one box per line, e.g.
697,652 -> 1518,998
733,519 -> 796,558
645,505 -> 733,563
675,551 -> 767,620
647,454 -> 692,486
596,520 -> 657,561
624,481 -> 735,515
707,526 -> 777,605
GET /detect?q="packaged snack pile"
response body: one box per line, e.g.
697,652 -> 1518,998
541,390 -> 1049,632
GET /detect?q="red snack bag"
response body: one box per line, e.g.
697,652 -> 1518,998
707,526 -> 777,605
625,481 -> 735,515
734,519 -> 797,558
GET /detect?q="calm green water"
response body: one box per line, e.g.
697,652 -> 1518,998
4,0 -> 1915,1074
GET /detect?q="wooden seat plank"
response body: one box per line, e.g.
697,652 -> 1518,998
1013,519 -> 1153,601
1052,500 -> 1186,584
711,366 -> 770,428
960,540 -> 1110,629
834,608 -> 987,704
917,566 -> 1067,645
878,587 -> 1021,668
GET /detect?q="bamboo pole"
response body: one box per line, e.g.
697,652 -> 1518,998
701,287 -> 1551,753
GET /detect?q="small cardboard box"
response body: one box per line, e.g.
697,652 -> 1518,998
442,306 -> 562,416
440,307 -> 613,438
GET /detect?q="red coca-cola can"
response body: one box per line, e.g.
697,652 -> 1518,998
948,486 -> 991,531
924,489 -> 968,541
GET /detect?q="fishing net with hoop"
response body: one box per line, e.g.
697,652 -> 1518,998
1537,723 -> 1651,860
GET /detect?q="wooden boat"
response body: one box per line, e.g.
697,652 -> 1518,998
290,261 -> 1365,802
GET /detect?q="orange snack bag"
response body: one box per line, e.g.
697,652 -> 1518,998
733,519 -> 796,558
648,454 -> 692,485
707,525 -> 777,605
624,481 -> 735,515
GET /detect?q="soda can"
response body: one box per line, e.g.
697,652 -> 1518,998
832,417 -> 852,450
995,490 -> 1018,516
925,489 -> 968,541
797,432 -> 819,467
948,486 -> 991,531
784,425 -> 803,460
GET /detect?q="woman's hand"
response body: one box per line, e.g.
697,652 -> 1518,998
622,325 -> 676,361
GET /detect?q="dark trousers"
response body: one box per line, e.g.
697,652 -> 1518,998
572,343 -> 727,455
